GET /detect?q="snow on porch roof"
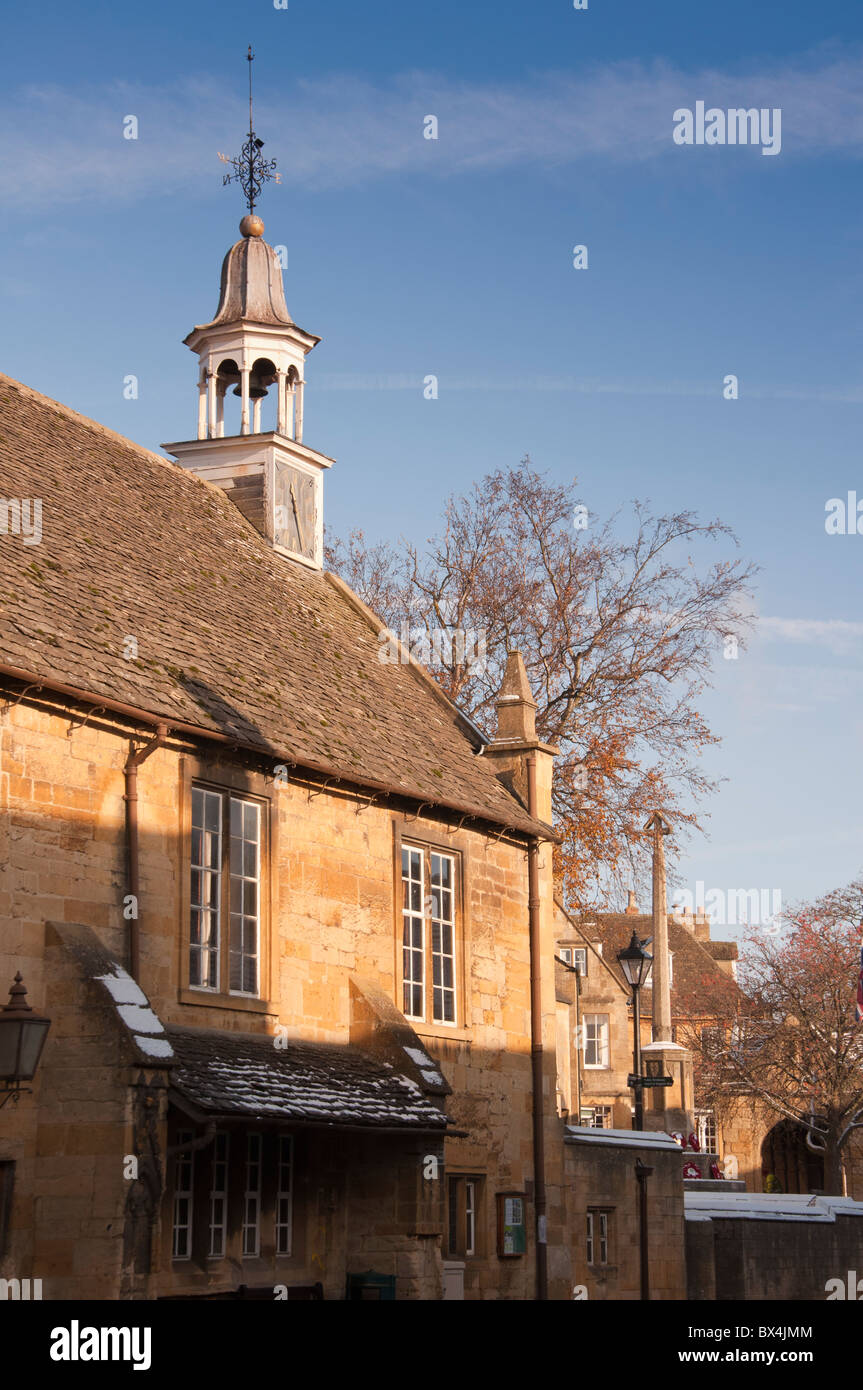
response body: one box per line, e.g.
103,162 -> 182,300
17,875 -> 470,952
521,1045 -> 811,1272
166,1024 -> 449,1132
564,1126 -> 680,1151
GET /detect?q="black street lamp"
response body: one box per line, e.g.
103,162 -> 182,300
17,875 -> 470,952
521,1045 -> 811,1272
617,932 -> 653,1131
0,974 -> 51,1108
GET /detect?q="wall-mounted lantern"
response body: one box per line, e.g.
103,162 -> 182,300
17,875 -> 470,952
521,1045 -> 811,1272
0,974 -> 51,1108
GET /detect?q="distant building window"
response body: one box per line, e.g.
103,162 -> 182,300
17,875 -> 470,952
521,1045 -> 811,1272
172,1131 -> 195,1260
190,785 -> 263,997
668,952 -> 674,988
583,1014 -> 610,1069
586,1208 -> 610,1265
558,946 -> 588,975
701,1025 -> 724,1055
401,843 -> 458,1024
697,1111 -> 717,1154
580,1105 -> 612,1129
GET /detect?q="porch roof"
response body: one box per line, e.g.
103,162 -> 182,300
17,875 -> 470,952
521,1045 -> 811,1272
166,1024 -> 450,1132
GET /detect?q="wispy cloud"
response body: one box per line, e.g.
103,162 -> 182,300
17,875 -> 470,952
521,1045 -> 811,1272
6,48 -> 863,207
314,371 -> 863,403
758,616 -> 863,655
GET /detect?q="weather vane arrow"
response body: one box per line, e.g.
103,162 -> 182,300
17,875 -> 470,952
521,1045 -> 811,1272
217,46 -> 281,216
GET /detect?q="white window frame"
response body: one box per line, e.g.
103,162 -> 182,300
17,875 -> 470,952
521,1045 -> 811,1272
558,947 -> 573,964
207,1131 -> 229,1259
583,1013 -> 610,1069
580,1104 -> 612,1129
243,1132 -> 262,1258
572,947 -> 587,975
465,1179 -> 476,1257
401,843 -> 457,1025
587,1208 -> 610,1266
696,1111 -> 717,1154
276,1135 -> 293,1256
172,1130 -> 195,1260
190,785 -> 263,998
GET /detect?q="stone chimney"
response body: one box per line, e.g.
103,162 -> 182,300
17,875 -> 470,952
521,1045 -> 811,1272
483,650 -> 556,823
693,909 -> 711,943
625,890 -> 639,916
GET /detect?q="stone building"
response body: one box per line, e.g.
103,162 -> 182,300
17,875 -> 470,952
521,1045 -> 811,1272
0,203 -> 582,1298
0,155 -> 702,1297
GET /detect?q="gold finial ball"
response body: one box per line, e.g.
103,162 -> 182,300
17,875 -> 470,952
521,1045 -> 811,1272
240,214 -> 265,238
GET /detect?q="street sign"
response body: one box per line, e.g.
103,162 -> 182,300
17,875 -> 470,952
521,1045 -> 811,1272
627,1074 -> 673,1089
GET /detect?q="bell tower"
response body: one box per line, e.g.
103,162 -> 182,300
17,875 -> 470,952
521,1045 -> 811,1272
163,49 -> 332,569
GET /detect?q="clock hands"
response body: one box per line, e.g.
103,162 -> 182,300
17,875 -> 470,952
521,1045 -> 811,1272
289,480 -> 306,555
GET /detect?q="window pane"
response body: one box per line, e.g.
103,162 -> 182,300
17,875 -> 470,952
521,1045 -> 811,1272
190,791 -> 221,991
402,847 -> 425,1019
276,1136 -> 293,1255
229,797 -> 261,997
430,853 -> 456,1023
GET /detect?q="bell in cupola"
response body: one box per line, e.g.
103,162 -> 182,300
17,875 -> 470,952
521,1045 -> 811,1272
232,357 -> 278,400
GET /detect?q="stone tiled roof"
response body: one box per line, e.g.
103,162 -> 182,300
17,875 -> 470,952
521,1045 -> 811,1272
167,1025 -> 449,1131
705,940 -> 739,962
0,374 -> 547,836
589,912 -> 744,1014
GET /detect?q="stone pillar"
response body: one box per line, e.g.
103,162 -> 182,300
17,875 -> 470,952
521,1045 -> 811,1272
206,369 -> 217,440
295,378 -> 304,443
646,812 -> 672,1044
642,812 -> 694,1136
240,364 -> 250,435
216,387 -> 225,438
276,370 -> 287,435
253,396 -> 262,433
197,371 -> 208,440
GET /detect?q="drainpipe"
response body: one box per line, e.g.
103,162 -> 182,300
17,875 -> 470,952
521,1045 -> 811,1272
124,724 -> 168,982
526,754 -> 548,1301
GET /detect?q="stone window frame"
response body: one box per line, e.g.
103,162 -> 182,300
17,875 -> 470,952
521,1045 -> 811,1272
177,756 -> 278,1015
392,820 -> 469,1035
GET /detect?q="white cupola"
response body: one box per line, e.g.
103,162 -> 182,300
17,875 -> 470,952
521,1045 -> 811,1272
163,52 -> 332,569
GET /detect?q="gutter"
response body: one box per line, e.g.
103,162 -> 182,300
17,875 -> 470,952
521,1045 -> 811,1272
124,724 -> 168,982
0,661 -> 552,843
526,753 -> 548,1301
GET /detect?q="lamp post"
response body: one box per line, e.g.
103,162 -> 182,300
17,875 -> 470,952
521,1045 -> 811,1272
0,974 -> 51,1108
617,932 -> 653,1131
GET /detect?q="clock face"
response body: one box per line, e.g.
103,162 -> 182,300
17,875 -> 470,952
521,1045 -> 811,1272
273,462 -> 317,560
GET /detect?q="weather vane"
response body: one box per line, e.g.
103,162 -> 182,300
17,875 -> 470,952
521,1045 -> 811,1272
218,46 -> 281,216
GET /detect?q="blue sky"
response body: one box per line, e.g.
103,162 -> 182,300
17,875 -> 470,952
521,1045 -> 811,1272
2,0 -> 863,926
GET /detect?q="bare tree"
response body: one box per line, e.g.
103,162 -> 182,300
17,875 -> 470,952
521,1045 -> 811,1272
327,460 -> 756,908
690,878 -> 863,1195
